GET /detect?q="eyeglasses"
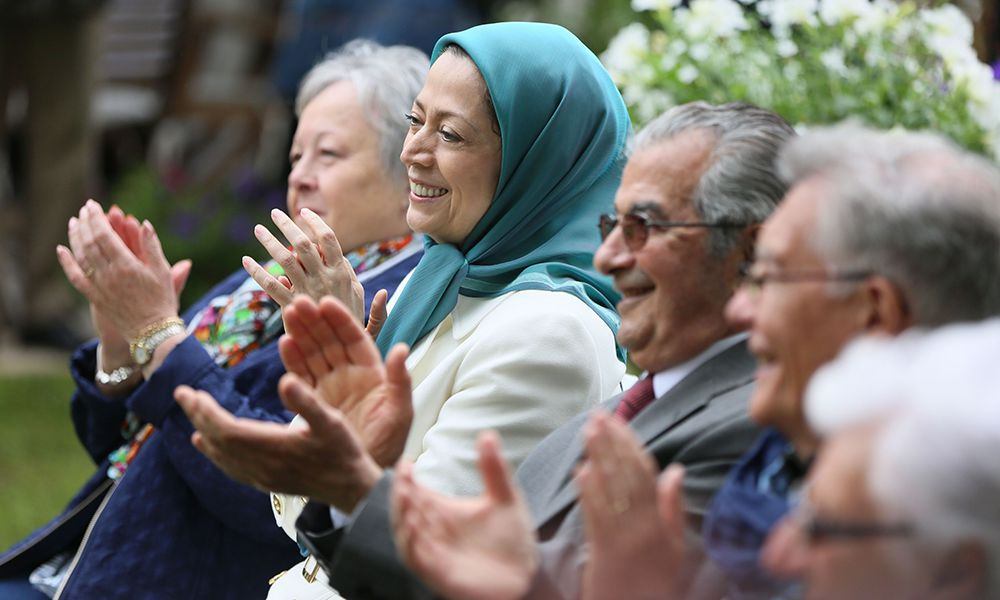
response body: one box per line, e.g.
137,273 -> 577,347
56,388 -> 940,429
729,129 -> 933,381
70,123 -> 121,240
791,497 -> 914,544
739,263 -> 873,296
598,212 -> 746,250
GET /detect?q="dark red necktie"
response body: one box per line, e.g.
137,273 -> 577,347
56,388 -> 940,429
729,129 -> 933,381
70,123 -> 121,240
613,376 -> 655,421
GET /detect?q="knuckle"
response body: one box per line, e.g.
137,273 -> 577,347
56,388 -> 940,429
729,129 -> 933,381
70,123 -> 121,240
279,254 -> 297,270
294,239 -> 312,255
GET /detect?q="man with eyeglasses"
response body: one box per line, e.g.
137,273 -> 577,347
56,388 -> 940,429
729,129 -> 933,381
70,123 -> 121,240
761,320 -> 1000,599
571,124 -> 1000,600
377,101 -> 797,600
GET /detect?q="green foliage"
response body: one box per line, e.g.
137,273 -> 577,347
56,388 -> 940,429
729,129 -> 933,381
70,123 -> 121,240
602,0 -> 1000,158
0,375 -> 93,549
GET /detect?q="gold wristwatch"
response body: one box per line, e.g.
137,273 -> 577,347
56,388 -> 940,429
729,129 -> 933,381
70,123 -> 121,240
129,318 -> 186,366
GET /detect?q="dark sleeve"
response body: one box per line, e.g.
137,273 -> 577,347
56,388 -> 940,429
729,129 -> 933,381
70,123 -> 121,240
68,269 -> 251,463
298,472 -> 434,600
69,340 -> 130,462
124,336 -> 293,543
70,272 -> 294,543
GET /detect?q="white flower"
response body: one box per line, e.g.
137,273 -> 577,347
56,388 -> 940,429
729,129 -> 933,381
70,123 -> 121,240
601,23 -> 650,81
761,0 -> 819,30
689,42 -> 711,61
776,38 -> 798,57
820,48 -> 847,75
921,4 -> 974,46
818,0 -> 871,26
852,0 -> 892,35
678,0 -> 749,39
678,64 -> 700,83
633,88 -> 675,123
631,0 -> 682,11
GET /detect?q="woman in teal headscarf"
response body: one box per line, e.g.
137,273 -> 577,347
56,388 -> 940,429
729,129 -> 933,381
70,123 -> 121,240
375,21 -> 630,494
201,22 -> 631,599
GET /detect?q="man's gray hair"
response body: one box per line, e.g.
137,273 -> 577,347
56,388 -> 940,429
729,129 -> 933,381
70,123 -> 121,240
804,319 -> 1000,596
295,39 -> 429,183
870,399 -> 1000,596
631,101 -> 797,255
778,124 -> 1000,326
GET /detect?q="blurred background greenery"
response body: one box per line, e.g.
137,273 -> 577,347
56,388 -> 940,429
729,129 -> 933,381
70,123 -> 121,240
0,375 -> 92,548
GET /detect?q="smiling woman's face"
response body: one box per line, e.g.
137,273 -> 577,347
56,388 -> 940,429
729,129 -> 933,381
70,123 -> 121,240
400,50 -> 502,245
287,80 -> 410,253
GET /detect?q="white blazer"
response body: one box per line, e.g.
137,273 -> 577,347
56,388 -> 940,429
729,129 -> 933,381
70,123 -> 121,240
270,278 -> 624,536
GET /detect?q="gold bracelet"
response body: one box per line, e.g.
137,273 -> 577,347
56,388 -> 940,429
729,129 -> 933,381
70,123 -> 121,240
130,317 -> 186,366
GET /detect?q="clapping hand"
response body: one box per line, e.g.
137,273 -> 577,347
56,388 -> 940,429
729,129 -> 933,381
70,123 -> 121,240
175,293 -> 413,509
56,201 -> 190,379
244,208 -> 366,323
576,412 -> 692,600
175,373 -> 383,512
391,432 -> 538,600
279,294 -> 412,466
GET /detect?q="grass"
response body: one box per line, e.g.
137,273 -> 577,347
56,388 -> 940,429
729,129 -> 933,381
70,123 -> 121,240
0,374 -> 95,549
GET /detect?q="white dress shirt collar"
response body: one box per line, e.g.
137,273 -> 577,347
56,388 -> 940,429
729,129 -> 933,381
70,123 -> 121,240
651,332 -> 749,399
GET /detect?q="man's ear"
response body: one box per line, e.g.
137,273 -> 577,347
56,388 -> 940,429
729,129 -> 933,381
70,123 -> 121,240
741,224 -> 761,264
861,276 -> 912,335
929,541 -> 988,600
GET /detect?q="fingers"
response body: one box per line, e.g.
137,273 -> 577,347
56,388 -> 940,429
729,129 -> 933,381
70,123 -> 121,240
477,431 -> 519,505
81,200 -> 128,264
272,208 -> 325,275
171,259 -> 193,298
385,342 -> 413,413
317,296 -> 381,367
174,384 -> 235,440
139,219 -> 172,274
243,255 -> 294,305
366,289 -> 389,339
124,214 -> 144,261
298,208 -> 345,267
583,413 -> 631,512
255,220 -> 304,282
278,334 -> 316,386
278,372 -> 339,433
56,244 -> 97,299
283,297 -> 339,375
657,464 -> 687,537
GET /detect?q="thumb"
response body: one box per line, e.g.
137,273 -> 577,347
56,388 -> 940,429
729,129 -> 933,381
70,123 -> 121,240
385,343 -> 413,414
365,289 -> 389,338
477,430 -> 518,504
657,463 -> 687,537
171,259 -> 193,297
278,372 -> 335,430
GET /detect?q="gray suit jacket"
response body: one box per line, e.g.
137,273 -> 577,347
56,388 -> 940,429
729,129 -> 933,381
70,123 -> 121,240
297,341 -> 761,600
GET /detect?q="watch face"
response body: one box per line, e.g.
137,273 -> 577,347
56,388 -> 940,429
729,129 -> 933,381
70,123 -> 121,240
134,346 -> 150,365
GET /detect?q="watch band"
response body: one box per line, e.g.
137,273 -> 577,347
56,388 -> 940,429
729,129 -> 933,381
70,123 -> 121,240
130,318 -> 186,366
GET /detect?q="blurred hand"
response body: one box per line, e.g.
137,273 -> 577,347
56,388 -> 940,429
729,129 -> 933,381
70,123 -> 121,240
391,432 -> 538,600
576,412 -> 692,600
56,200 -> 186,342
278,295 -> 412,466
89,206 -> 190,369
245,208 -> 365,323
175,373 -> 383,512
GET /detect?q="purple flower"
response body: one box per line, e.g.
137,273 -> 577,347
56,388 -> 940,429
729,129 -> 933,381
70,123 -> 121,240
169,211 -> 200,239
232,166 -> 265,199
226,214 -> 254,243
993,60 -> 1000,81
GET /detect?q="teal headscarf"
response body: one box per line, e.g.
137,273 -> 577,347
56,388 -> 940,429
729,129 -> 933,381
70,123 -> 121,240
375,22 -> 629,360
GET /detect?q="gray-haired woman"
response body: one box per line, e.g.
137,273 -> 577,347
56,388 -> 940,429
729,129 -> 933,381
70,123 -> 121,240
0,40 -> 428,600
